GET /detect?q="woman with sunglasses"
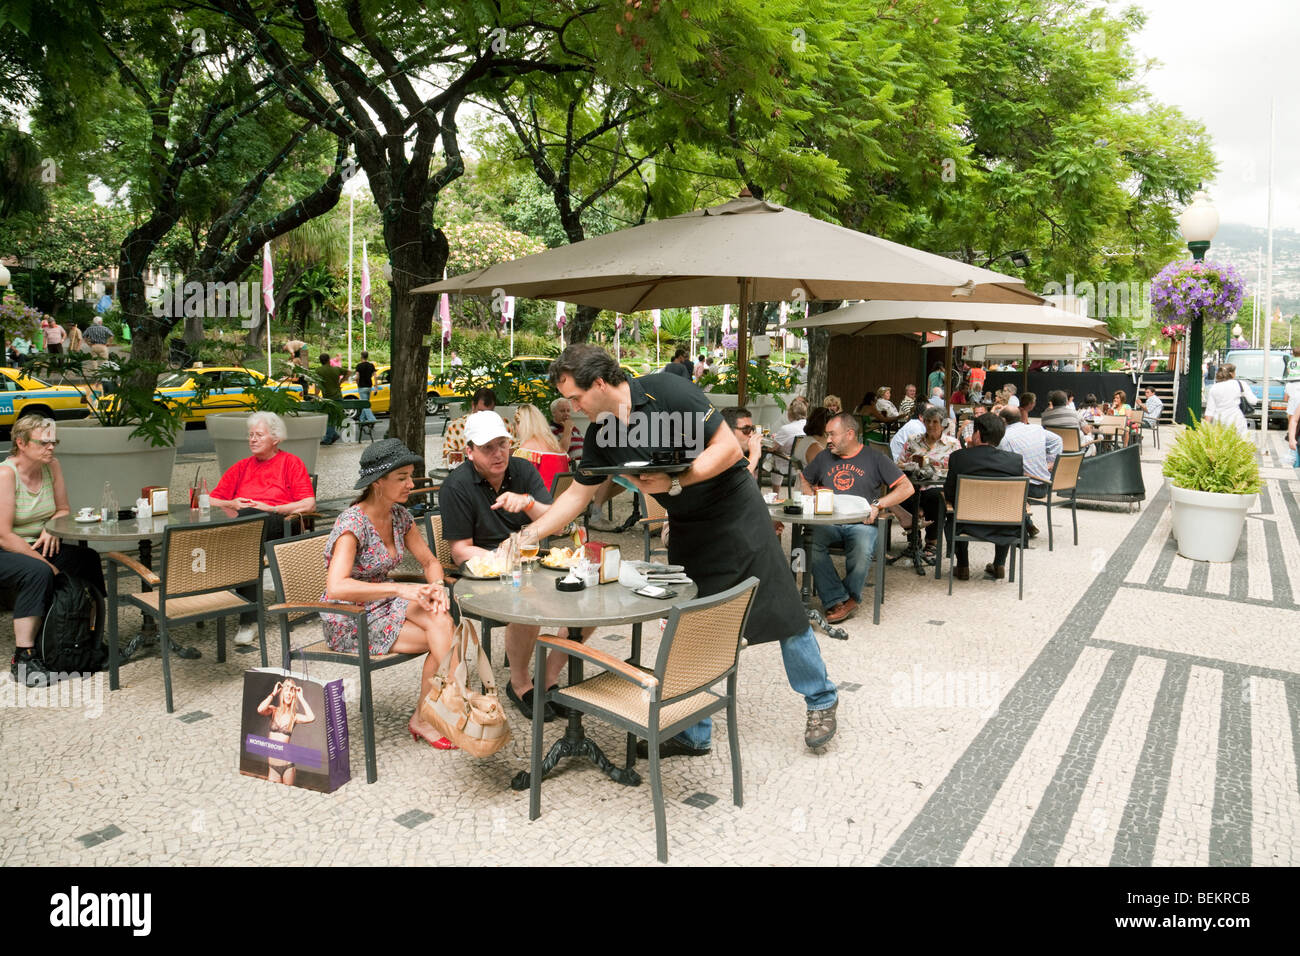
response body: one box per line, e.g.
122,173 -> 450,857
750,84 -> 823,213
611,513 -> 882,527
0,414 -> 106,686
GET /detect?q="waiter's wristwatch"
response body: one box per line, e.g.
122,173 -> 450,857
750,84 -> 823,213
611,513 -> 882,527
668,476 -> 683,496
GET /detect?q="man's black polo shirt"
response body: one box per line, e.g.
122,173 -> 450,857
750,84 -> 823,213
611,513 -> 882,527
575,372 -> 742,514
439,456 -> 551,550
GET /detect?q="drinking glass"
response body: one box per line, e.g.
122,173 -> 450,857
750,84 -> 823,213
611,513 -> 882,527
519,527 -> 539,579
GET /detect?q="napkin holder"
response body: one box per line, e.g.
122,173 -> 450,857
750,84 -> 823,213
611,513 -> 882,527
814,488 -> 834,515
599,544 -> 621,584
142,485 -> 169,513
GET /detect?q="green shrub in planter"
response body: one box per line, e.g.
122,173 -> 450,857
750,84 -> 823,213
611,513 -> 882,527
1162,419 -> 1264,495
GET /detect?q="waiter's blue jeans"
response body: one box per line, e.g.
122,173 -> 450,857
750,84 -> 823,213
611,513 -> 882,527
809,522 -> 877,610
675,626 -> 837,749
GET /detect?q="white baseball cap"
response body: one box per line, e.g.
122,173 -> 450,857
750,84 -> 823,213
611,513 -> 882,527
464,411 -> 511,446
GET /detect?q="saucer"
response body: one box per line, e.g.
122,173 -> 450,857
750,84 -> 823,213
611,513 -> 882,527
74,515 -> 101,524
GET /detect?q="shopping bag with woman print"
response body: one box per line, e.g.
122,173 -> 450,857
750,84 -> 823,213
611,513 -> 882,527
238,668 -> 350,792
419,615 -> 511,757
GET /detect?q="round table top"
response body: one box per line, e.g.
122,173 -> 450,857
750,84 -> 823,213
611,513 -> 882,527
453,574 -> 697,628
46,506 -> 239,544
766,502 -> 878,526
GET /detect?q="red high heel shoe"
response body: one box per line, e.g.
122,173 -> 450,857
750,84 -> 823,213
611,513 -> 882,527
410,729 -> 458,751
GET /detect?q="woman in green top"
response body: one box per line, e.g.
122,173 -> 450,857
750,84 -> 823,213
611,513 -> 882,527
0,415 -> 106,686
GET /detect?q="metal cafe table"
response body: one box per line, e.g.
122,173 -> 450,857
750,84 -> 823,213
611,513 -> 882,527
45,507 -> 238,667
767,500 -> 886,635
453,572 -> 696,797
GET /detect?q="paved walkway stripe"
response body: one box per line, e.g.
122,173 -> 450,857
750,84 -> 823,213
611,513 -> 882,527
1261,520 -> 1293,606
1186,557 -> 1209,596
1209,664 -> 1253,866
1165,553 -> 1194,591
1146,530 -> 1179,590
1205,550 -> 1233,595
1055,654 -> 1168,866
1253,485 -> 1274,516
1111,658 -> 1190,866
1287,681 -> 1300,809
881,483 -> 1170,867
1126,505 -> 1171,586
1246,520 -> 1272,603
955,646 -> 1114,866
1085,636 -> 1300,684
1152,665 -> 1223,867
1250,677 -> 1300,866
1009,649 -> 1137,866
1228,521 -> 1251,600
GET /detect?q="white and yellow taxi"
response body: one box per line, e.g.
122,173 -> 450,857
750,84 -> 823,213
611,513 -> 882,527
0,367 -> 92,428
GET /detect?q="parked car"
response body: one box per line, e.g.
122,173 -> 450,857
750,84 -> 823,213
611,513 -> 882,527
341,365 -> 450,415
1224,349 -> 1299,427
0,366 -> 93,429
125,365 -> 302,423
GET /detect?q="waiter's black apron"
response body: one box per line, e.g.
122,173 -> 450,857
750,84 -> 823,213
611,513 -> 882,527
659,466 -> 807,646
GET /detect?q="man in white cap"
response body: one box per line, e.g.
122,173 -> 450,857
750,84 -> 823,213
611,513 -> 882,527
440,411 -> 590,722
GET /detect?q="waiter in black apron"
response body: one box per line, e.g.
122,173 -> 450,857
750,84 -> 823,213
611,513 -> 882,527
524,345 -> 839,756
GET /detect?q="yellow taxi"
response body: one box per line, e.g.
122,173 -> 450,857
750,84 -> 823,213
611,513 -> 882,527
144,365 -> 301,423
0,367 -> 92,428
341,365 -> 450,416
498,356 -> 641,397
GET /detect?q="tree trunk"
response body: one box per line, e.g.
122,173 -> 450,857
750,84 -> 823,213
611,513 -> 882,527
805,300 -> 840,405
385,215 -> 445,459
566,304 -> 600,344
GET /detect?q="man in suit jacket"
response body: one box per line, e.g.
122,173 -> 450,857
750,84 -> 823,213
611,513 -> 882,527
944,412 -> 1024,581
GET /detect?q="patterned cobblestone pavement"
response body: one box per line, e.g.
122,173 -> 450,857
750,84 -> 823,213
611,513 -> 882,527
2,428 -> 1297,866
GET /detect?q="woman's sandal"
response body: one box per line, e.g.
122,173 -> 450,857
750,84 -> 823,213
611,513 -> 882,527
410,723 -> 459,751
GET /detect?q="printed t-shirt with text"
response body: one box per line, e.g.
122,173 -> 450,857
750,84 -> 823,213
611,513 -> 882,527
802,446 -> 905,500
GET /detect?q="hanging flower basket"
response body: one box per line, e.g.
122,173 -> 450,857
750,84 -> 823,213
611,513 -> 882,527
1149,260 -> 1246,327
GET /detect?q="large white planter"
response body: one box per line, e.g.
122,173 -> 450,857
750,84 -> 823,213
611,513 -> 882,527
56,421 -> 178,514
706,392 -> 788,430
1169,482 -> 1256,562
208,411 -> 328,475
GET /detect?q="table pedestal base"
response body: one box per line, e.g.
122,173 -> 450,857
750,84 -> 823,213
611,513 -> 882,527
119,631 -> 202,663
807,607 -> 849,641
511,716 -> 642,791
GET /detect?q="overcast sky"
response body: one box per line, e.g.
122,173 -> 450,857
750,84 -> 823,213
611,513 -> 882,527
1131,0 -> 1299,231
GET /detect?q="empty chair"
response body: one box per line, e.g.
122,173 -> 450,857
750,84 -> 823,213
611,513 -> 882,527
638,491 -> 668,561
107,513 -> 270,712
530,578 -> 759,863
1029,451 -> 1085,550
1045,425 -> 1080,453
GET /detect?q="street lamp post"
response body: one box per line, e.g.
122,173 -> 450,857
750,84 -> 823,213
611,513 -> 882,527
1176,190 -> 1219,424
0,262 -> 10,359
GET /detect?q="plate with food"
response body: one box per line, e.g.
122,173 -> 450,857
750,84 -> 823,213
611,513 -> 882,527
460,553 -> 512,580
539,546 -> 584,571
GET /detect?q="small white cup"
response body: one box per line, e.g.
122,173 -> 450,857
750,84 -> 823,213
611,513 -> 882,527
801,497 -> 814,516
77,507 -> 95,519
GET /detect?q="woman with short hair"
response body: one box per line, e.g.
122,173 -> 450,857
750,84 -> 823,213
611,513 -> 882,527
0,415 -> 106,686
209,411 -> 316,646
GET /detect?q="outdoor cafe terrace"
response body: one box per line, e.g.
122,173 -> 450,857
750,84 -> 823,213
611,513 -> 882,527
1,417 -> 1297,868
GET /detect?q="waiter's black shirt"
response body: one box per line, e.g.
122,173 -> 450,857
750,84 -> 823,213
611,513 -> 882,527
575,373 -> 742,514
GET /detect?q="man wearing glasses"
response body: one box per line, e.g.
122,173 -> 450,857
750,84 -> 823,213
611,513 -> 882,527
721,406 -> 763,478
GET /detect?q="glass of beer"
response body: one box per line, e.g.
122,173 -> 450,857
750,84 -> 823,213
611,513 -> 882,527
519,527 -> 539,578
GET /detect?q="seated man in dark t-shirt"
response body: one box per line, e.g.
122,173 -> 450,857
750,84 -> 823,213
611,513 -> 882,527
800,412 -> 914,624
439,412 -> 586,721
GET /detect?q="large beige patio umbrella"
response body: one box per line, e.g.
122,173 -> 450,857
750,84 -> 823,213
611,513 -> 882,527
415,195 -> 1041,402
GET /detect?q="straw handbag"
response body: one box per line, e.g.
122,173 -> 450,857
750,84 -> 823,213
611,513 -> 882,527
420,615 -> 511,757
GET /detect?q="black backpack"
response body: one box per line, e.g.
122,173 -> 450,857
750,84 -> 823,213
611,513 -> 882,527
40,574 -> 105,673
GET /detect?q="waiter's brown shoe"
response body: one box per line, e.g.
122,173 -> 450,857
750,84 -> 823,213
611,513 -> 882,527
984,563 -> 1006,580
825,598 -> 858,624
954,565 -> 970,581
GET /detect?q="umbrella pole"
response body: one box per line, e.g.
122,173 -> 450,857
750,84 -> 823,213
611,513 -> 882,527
943,321 -> 953,408
737,280 -> 751,406
1022,344 -> 1029,394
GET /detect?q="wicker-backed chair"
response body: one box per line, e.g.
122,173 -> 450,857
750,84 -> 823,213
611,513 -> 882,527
946,475 -> 1030,600
638,491 -> 669,561
531,577 -> 759,863
1125,407 -> 1145,446
265,527 -> 424,784
867,438 -> 892,460
106,513 -> 270,712
1045,425 -> 1080,453
1029,451 -> 1085,551
1093,414 -> 1127,451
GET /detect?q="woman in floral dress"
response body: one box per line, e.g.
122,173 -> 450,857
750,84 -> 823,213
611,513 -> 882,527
322,439 -> 457,750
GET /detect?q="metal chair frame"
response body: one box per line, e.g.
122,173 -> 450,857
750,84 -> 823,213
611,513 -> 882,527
532,577 -> 759,863
107,512 -> 271,712
1029,451 -> 1084,551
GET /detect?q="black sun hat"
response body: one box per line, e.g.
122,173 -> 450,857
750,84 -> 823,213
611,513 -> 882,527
353,438 -> 425,490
